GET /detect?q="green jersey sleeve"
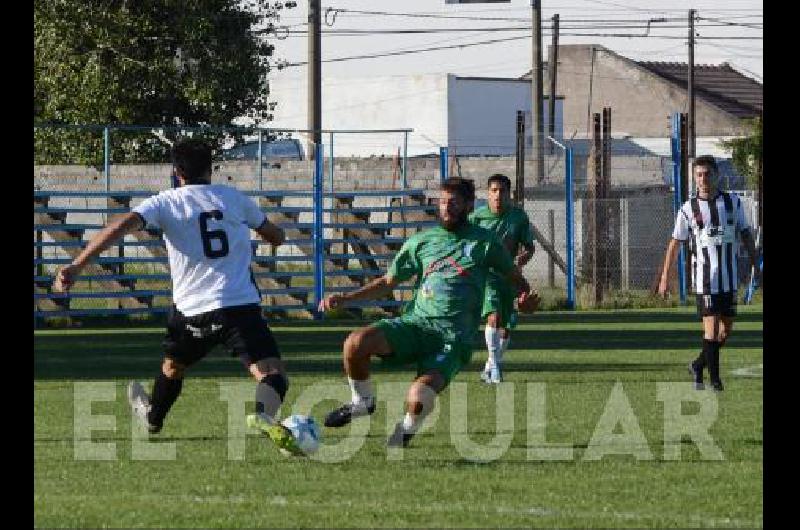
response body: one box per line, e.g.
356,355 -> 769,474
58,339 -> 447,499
387,238 -> 421,283
519,212 -> 535,248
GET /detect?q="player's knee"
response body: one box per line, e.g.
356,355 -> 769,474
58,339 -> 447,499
343,329 -> 371,361
250,358 -> 285,382
406,387 -> 436,414
259,372 -> 289,402
162,358 -> 185,379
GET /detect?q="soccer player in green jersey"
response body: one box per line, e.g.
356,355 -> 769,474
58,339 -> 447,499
468,174 -> 535,384
318,178 -> 539,447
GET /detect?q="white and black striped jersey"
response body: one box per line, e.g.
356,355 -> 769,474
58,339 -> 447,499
672,191 -> 751,295
133,184 -> 266,316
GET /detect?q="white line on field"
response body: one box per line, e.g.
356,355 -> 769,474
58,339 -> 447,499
731,363 -> 763,378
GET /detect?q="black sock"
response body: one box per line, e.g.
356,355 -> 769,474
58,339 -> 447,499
694,350 -> 706,369
704,340 -> 722,383
147,372 -> 183,427
255,373 -> 288,418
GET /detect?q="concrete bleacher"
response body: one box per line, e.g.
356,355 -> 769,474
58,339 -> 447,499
33,188 -> 438,321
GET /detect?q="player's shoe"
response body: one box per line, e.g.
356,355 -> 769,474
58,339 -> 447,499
688,362 -> 705,391
488,365 -> 503,384
323,399 -> 376,428
387,422 -> 415,448
480,367 -> 492,383
246,413 -> 304,456
127,381 -> 161,434
710,379 -> 724,392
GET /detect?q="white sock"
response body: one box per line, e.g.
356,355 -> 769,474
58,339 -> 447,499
499,336 -> 511,364
348,377 -> 374,406
402,412 -> 419,434
484,326 -> 501,370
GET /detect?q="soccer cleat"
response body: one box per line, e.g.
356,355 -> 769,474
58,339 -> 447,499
480,368 -> 492,383
246,413 -> 304,456
127,381 -> 161,434
323,399 -> 376,428
387,422 -> 415,448
488,365 -> 503,384
688,362 -> 705,391
710,379 -> 724,392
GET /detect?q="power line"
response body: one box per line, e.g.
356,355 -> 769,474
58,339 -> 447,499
263,22 -> 762,37
697,16 -> 763,29
279,32 -> 762,69
282,35 -> 532,67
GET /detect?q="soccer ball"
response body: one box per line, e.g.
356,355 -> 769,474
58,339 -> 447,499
280,414 -> 321,456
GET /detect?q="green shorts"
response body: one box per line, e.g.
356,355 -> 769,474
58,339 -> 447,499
372,316 -> 473,386
481,274 -> 518,329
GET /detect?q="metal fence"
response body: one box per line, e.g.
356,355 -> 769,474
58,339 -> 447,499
34,123 -> 758,322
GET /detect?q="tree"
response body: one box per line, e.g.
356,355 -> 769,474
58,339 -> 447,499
721,116 -> 762,227
721,116 -> 762,190
34,0 -> 294,165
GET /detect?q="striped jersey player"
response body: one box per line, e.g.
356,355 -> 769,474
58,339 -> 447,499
659,155 -> 760,392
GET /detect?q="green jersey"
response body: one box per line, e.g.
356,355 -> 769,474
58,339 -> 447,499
387,223 -> 515,343
468,204 -> 535,258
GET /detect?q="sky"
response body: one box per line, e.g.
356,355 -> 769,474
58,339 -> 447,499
265,0 -> 763,84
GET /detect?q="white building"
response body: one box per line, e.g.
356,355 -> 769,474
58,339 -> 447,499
267,73 -> 563,158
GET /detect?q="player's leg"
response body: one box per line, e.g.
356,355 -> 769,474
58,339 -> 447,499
249,357 -> 288,421
128,306 -> 206,433
220,303 -> 301,453
707,295 -> 737,392
388,338 -> 472,447
388,370 -> 445,448
323,324 -> 393,427
487,280 -> 515,384
481,275 -> 504,382
701,312 -> 723,391
482,311 -> 502,382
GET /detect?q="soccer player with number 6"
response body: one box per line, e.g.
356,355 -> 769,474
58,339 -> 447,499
53,139 -> 304,454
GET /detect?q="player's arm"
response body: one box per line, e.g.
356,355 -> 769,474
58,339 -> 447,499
255,217 -> 285,246
318,274 -> 402,312
514,219 -> 536,269
515,242 -> 535,270
658,238 -> 682,296
490,234 -> 538,308
740,229 -> 761,281
53,212 -> 145,292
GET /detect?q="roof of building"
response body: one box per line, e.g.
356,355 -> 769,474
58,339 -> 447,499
635,61 -> 762,119
521,47 -> 762,120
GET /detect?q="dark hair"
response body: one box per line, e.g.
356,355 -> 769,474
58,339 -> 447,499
440,177 -> 475,203
693,155 -> 718,174
171,139 -> 213,183
487,173 -> 512,191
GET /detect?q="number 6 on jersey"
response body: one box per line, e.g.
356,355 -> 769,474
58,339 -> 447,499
199,210 -> 229,258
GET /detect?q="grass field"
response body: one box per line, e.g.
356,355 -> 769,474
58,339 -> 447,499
34,305 -> 763,528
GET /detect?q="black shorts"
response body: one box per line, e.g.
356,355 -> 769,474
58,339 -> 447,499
695,292 -> 737,319
163,303 -> 280,367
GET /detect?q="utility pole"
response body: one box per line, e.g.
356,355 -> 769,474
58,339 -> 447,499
548,13 -> 559,154
308,0 -> 322,158
515,110 -> 525,205
687,9 -> 696,160
531,0 -> 544,184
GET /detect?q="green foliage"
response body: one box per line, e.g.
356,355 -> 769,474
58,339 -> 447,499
34,0 -> 292,165
721,117 -> 762,190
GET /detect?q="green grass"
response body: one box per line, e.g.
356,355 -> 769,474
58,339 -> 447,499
34,305 -> 763,528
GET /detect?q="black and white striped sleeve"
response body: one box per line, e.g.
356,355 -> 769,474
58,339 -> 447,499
671,203 -> 691,241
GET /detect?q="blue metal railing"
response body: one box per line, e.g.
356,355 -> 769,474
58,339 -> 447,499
671,113 -> 687,303
546,136 -> 575,310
